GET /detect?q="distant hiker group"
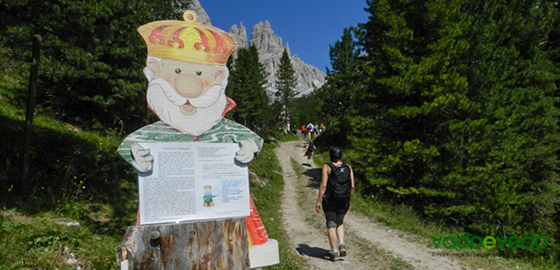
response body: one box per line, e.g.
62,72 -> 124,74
293,123 -> 325,140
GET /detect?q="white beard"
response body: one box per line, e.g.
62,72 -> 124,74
147,78 -> 227,137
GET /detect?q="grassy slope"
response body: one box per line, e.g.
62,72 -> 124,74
313,149 -> 559,270
0,140 -> 305,270
1,76 -> 138,269
2,70 -> 556,269
0,72 -> 305,269
248,140 -> 307,269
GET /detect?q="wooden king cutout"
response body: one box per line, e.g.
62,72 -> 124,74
116,10 -> 278,269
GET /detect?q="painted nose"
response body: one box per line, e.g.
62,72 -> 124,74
174,74 -> 203,98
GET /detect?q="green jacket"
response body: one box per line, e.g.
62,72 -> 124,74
118,118 -> 263,164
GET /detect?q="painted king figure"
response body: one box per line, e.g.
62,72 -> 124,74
118,10 -> 262,169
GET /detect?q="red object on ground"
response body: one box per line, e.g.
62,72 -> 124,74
246,196 -> 269,245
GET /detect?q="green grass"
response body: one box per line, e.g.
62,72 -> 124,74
290,149 -> 415,269
1,74 -> 139,268
1,67 -> 306,269
290,157 -> 304,175
0,208 -> 121,269
0,140 -> 304,269
276,131 -> 302,142
348,192 -> 558,270
3,66 -> 556,269
248,143 -> 307,269
311,148 -> 560,270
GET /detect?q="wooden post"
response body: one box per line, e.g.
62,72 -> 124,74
117,218 -> 249,269
22,34 -> 41,195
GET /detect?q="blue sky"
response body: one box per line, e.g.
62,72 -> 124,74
200,0 -> 370,72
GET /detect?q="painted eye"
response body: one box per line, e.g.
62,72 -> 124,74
175,68 -> 181,74
196,70 -> 202,76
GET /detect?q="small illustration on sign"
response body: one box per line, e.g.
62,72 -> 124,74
203,185 -> 218,207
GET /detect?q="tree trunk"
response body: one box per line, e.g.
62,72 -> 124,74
117,218 -> 249,269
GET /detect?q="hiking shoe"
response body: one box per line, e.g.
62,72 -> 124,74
339,244 -> 347,257
330,250 -> 340,261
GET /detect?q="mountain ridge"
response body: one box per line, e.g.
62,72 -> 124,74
189,0 -> 326,99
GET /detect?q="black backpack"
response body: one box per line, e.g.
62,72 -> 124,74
306,141 -> 314,151
327,163 -> 351,201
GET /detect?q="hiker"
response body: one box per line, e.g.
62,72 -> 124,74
304,140 -> 316,165
306,122 -> 314,139
316,146 -> 355,261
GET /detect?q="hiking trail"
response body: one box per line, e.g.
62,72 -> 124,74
274,140 -> 468,270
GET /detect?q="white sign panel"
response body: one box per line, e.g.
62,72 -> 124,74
137,142 -> 249,225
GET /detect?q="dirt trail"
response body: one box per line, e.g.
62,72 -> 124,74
275,140 -> 467,270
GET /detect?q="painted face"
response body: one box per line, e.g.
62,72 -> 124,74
147,59 -> 226,99
204,189 -> 212,196
144,58 -> 230,136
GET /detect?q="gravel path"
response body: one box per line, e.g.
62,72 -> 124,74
275,140 -> 467,270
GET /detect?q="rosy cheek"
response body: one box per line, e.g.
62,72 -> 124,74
165,75 -> 173,82
202,79 -> 210,87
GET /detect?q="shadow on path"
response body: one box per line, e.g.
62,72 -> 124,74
296,244 -> 331,261
304,168 -> 322,188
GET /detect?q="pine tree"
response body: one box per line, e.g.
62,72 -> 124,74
0,0 -> 192,132
357,0 -> 560,257
226,45 -> 271,136
316,27 -> 364,143
291,92 -> 320,129
445,1 -> 560,243
356,0 -> 471,204
275,48 -> 297,129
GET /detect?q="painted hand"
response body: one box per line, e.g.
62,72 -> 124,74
235,140 -> 258,163
130,143 -> 154,173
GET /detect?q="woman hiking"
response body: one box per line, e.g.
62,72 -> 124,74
315,146 -> 355,261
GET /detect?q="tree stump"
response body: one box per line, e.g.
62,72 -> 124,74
117,218 -> 249,269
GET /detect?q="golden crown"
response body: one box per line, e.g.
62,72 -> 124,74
138,10 -> 238,66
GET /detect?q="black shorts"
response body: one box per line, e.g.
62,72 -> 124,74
323,210 -> 346,228
322,197 -> 349,228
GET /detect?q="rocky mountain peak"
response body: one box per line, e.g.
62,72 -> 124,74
250,21 -> 284,56
284,43 -> 291,58
229,22 -> 248,59
230,20 -> 325,99
188,1 -> 326,98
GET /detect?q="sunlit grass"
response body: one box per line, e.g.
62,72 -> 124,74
249,143 -> 307,269
0,208 -> 121,269
314,146 -> 560,270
